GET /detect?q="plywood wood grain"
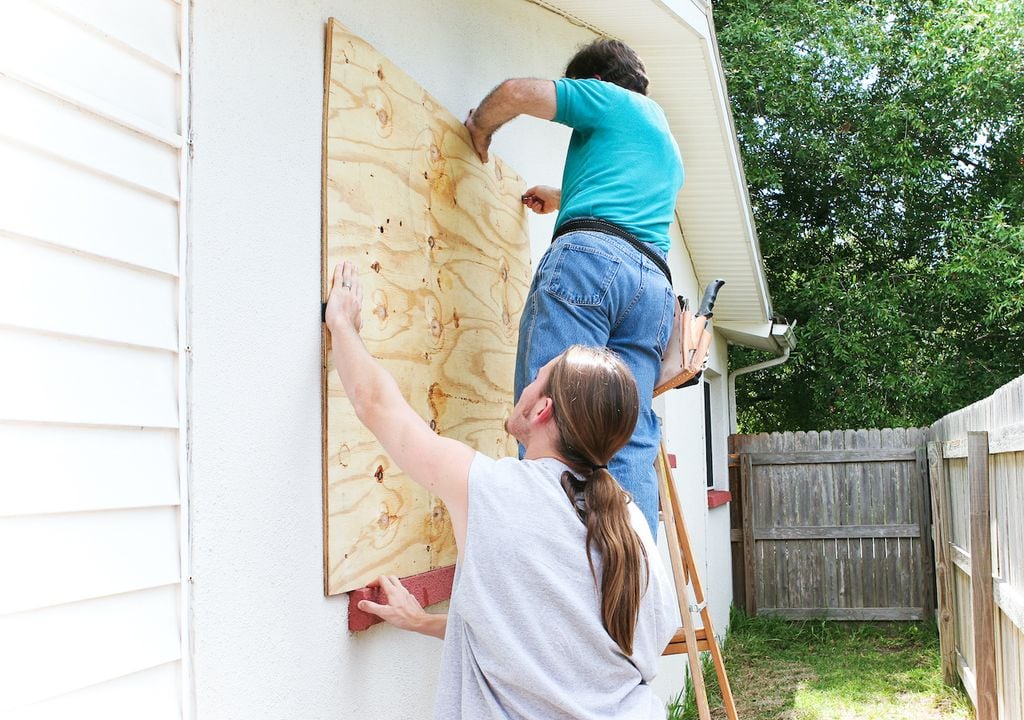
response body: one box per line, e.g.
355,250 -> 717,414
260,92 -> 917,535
322,19 -> 531,595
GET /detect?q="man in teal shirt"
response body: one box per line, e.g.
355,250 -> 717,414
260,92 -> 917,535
466,39 -> 684,536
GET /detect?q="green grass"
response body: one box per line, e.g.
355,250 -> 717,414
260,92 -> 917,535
667,609 -> 974,720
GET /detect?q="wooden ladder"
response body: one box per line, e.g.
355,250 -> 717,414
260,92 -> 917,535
657,443 -> 739,720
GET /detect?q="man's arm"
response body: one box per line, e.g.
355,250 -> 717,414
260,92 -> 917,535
465,78 -> 557,163
358,575 -> 447,639
324,262 -> 474,547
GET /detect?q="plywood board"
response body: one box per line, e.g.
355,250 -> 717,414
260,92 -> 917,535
322,19 -> 531,595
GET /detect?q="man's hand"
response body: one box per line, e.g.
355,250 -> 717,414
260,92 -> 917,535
521,185 -> 561,215
465,108 -> 492,163
324,261 -> 363,335
357,575 -> 448,639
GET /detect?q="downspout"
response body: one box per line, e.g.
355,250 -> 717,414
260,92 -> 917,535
727,345 -> 791,433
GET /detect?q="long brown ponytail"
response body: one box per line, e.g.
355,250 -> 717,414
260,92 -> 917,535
544,345 -> 647,656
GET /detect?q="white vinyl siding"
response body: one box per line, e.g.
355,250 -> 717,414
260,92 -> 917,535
0,0 -> 187,717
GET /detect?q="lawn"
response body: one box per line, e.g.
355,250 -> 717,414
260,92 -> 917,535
669,610 -> 975,720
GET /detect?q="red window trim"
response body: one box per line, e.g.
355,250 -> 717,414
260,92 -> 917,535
707,489 -> 731,509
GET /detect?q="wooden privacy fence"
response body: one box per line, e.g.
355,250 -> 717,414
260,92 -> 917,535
929,375 -> 1024,720
729,428 -> 934,620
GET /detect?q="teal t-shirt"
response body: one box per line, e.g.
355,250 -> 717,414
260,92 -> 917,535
553,78 -> 684,252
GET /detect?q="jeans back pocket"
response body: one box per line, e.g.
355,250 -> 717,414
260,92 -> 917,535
543,243 -> 621,307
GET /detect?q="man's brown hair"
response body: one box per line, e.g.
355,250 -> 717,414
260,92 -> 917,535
564,38 -> 649,95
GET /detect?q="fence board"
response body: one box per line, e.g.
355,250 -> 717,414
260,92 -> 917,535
820,432 -> 840,610
740,452 -> 756,616
754,524 -> 919,540
728,434 -> 746,611
758,607 -> 923,621
915,441 -> 936,621
995,581 -> 1024,635
969,432 -> 998,720
996,616 -> 1023,720
957,567 -> 976,669
747,448 -> 917,465
836,537 -> 852,612
945,438 -> 969,459
989,423 -> 1024,455
949,458 -> 971,551
930,440 -> 957,684
761,529 -> 775,610
868,430 -> 885,612
951,544 -> 971,574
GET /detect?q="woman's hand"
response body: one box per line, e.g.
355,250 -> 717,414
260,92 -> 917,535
358,575 -> 447,639
324,261 -> 363,335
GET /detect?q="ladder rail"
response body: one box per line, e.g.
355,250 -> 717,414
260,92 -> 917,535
656,447 -> 711,720
657,442 -> 739,720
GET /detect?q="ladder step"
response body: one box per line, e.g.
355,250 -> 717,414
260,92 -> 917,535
663,638 -> 712,655
662,626 -> 712,656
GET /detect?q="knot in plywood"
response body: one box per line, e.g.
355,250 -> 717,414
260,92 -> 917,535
336,443 -> 351,468
365,87 -> 393,137
427,382 -> 447,431
425,296 -> 444,346
425,138 -> 458,209
377,502 -> 400,531
371,288 -> 389,326
429,499 -> 448,534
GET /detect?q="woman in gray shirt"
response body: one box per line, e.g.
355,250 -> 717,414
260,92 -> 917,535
326,262 -> 678,719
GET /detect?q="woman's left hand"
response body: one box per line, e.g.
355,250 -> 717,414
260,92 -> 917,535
358,575 -> 438,635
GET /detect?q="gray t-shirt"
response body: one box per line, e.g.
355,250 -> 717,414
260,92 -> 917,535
434,454 -> 678,719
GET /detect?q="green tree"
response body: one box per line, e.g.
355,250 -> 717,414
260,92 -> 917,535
714,0 -> 1024,431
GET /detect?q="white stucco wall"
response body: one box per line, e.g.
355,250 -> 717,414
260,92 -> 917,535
189,1 -> 732,717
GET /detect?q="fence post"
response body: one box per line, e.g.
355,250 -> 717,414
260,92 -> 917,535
927,440 -> 956,685
740,453 -> 757,616
728,436 -> 746,615
968,431 -> 997,720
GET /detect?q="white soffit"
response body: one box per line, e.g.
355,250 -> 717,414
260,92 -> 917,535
538,0 -> 774,329
716,322 -> 794,353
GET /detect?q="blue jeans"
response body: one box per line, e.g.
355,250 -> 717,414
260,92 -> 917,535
515,230 -> 675,536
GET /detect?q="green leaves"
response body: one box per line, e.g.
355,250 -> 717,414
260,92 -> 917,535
717,0 -> 1024,430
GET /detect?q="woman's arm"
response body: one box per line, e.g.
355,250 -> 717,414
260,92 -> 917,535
324,262 -> 473,547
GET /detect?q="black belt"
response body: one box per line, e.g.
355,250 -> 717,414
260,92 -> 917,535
552,217 -> 672,286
